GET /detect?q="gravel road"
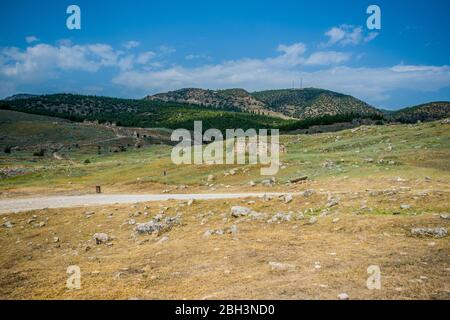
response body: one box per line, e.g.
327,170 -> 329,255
0,193 -> 290,214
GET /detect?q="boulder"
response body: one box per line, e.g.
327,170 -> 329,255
289,176 -> 308,183
269,261 -> 295,272
231,206 -> 251,217
93,233 -> 109,244
411,228 -> 447,238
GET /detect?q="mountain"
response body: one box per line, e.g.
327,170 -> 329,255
2,90 -> 448,134
148,87 -> 381,120
0,93 -> 291,132
391,101 -> 450,123
146,88 -> 289,119
252,88 -> 382,120
3,94 -> 38,101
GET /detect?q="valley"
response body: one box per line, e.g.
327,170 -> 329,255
0,88 -> 449,300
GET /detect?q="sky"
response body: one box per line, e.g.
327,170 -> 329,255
0,0 -> 449,109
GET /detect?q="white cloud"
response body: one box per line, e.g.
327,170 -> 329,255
136,51 -> 156,64
323,25 -> 378,47
1,40 -> 449,106
159,45 -> 176,54
113,46 -> 450,104
25,36 -> 39,44
304,51 -> 351,66
122,40 -> 140,49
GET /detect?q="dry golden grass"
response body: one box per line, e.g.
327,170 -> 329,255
1,178 -> 449,300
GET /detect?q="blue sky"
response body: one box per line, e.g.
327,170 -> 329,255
1,0 -> 449,109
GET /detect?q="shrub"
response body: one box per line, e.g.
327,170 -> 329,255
33,149 -> 45,157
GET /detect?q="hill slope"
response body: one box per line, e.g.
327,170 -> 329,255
252,88 -> 382,120
392,101 -> 450,123
148,87 -> 382,120
147,88 -> 289,118
0,94 -> 291,132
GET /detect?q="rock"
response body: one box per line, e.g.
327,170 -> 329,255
203,230 -> 214,238
93,233 -> 109,244
400,204 -> 411,210
229,225 -> 238,236
187,199 -> 194,206
207,174 -> 215,182
411,228 -> 447,238
289,176 -> 308,183
231,206 -> 251,217
53,237 -> 60,243
440,214 -> 450,220
440,118 -> 450,124
38,221 -> 46,228
322,160 -> 335,169
299,189 -> 315,197
327,198 -> 339,208
308,217 -> 318,225
261,179 -> 273,186
248,211 -> 268,221
3,221 -> 13,228
135,215 -> 180,234
157,236 -> 169,244
338,293 -> 349,300
332,218 -> 340,223
269,212 -> 292,223
249,181 -> 256,187
284,194 -> 293,203
269,261 -> 295,272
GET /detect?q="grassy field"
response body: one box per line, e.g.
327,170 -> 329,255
1,118 -> 449,197
0,117 -> 449,299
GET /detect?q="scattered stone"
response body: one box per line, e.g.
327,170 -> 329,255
135,215 -> 180,235
322,160 -> 335,169
207,174 -> 215,182
249,181 -> 256,187
327,198 -> 340,208
3,221 -> 13,228
440,214 -> 450,220
53,237 -> 60,243
411,228 -> 447,238
299,189 -> 315,197
269,261 -> 295,272
400,204 -> 411,210
229,225 -> 238,236
338,293 -> 349,300
93,233 -> 109,244
268,212 -> 292,223
231,206 -> 251,217
284,194 -> 293,204
332,218 -> 340,223
261,179 -> 273,186
157,236 -> 169,244
308,217 -> 318,225
289,176 -> 308,183
187,199 -> 194,206
203,229 -> 219,237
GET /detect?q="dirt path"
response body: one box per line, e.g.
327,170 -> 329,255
0,192 -> 290,214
